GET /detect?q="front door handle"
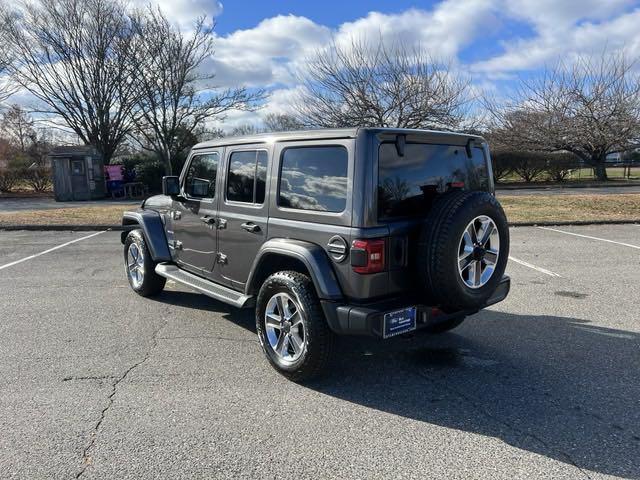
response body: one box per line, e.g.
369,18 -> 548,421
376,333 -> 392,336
240,222 -> 261,233
200,216 -> 216,225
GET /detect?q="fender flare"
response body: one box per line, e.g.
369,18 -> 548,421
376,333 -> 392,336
121,210 -> 172,262
246,238 -> 343,301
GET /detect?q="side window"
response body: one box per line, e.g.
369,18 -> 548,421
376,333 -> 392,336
227,150 -> 268,204
184,153 -> 219,199
71,159 -> 84,175
278,146 -> 348,212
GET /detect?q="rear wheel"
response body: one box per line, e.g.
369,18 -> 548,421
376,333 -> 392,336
256,271 -> 334,382
123,229 -> 166,297
418,191 -> 509,311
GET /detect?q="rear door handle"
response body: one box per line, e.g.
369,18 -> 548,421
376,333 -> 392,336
240,222 -> 261,233
200,216 -> 216,225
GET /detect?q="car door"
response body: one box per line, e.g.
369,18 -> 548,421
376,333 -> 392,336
215,146 -> 270,290
170,150 -> 221,278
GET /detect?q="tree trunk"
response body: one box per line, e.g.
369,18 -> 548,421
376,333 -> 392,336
593,158 -> 608,181
162,153 -> 173,176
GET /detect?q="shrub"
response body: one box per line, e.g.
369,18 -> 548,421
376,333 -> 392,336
134,160 -> 165,193
25,166 -> 53,192
490,154 -> 512,183
0,168 -> 19,192
112,154 -> 165,193
491,151 -> 548,183
0,155 -> 32,192
545,153 -> 580,182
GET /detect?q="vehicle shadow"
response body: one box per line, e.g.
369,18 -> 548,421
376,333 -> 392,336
153,290 -> 257,332
306,311 -> 640,479
150,291 -> 639,477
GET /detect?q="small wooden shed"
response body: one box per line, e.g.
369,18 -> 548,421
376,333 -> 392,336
49,146 -> 105,201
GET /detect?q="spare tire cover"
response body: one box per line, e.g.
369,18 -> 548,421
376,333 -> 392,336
417,191 -> 509,311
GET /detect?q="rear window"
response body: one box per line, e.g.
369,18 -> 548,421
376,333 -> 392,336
279,146 -> 348,212
227,150 -> 268,204
378,143 -> 489,219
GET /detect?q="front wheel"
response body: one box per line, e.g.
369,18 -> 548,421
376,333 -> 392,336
123,229 -> 166,297
256,271 -> 334,382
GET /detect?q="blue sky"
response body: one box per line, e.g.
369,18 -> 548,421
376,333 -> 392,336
212,0 -> 536,64
214,1 -> 445,33
164,0 -> 638,128
8,0 -> 640,130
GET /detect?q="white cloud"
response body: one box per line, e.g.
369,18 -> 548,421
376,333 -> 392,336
502,0 -> 632,31
473,6 -> 640,73
205,15 -> 330,88
132,0 -> 223,30
335,1 -> 497,59
201,0 -> 498,90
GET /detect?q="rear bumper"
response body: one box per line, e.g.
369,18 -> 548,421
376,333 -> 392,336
321,275 -> 510,337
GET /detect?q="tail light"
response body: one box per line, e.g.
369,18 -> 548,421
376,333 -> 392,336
351,239 -> 385,274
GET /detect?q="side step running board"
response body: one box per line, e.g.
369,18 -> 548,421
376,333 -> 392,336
155,263 -> 255,308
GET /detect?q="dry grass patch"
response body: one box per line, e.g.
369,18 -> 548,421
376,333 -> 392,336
499,193 -> 640,223
0,205 -> 128,226
0,193 -> 639,226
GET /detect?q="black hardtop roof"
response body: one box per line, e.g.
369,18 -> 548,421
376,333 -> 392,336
191,127 -> 485,150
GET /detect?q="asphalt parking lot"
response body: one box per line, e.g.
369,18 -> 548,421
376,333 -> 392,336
0,225 -> 639,479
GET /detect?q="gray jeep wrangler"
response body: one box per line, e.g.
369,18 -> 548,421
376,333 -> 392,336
121,128 -> 510,381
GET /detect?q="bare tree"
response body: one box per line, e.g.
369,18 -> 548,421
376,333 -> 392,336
294,39 -> 473,130
1,105 -> 36,152
132,8 -> 265,175
486,52 -> 640,181
1,0 -> 140,164
0,4 -> 17,104
228,124 -> 260,136
263,113 -> 304,132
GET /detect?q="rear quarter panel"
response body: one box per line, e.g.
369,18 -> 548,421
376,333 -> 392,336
267,138 -> 358,299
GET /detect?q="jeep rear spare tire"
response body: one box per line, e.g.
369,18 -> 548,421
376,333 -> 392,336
418,191 -> 509,311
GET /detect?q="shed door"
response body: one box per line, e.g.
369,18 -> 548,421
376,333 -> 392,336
70,158 -> 89,200
53,158 -> 73,201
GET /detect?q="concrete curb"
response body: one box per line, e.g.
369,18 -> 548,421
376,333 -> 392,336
509,219 -> 640,227
0,225 -> 124,231
2,220 -> 639,231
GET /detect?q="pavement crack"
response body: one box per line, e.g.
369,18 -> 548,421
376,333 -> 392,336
412,369 -> 593,480
75,318 -> 167,479
63,375 -> 119,382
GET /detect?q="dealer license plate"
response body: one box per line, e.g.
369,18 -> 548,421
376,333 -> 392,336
383,307 -> 417,338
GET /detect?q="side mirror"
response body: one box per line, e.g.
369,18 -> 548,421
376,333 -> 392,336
162,176 -> 180,196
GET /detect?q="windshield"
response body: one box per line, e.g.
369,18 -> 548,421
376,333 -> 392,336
377,142 -> 490,219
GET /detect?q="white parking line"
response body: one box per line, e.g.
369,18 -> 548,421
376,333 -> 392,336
538,226 -> 640,250
508,255 -> 562,277
0,231 -> 106,271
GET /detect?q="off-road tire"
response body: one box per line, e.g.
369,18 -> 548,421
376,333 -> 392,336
256,271 -> 334,382
123,229 -> 166,297
418,191 -> 509,311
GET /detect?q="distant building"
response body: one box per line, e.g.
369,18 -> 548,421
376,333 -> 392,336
49,145 -> 105,201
